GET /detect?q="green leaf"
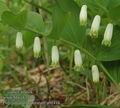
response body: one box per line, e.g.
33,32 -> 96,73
95,27 -> 120,61
108,5 -> 120,22
25,11 -> 45,35
23,30 -> 36,47
80,0 -> 109,16
0,0 -> 9,20
1,10 -> 27,30
1,10 -> 45,35
108,0 -> 120,9
78,0 -> 120,23
80,26 -> 120,62
104,61 -> 120,83
24,95 -> 35,108
0,10 -> 45,61
49,0 -> 86,46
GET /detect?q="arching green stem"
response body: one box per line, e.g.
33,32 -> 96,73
60,39 -> 118,86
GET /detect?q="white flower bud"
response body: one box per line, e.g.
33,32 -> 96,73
16,32 -> 23,49
51,46 -> 59,67
92,65 -> 99,83
79,5 -> 87,26
102,23 -> 113,47
33,37 -> 41,58
74,50 -> 82,71
89,15 -> 101,38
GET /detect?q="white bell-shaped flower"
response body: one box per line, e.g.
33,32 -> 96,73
79,5 -> 87,26
92,65 -> 99,83
51,46 -> 59,67
74,50 -> 82,71
16,32 -> 23,49
33,37 -> 41,58
102,23 -> 113,47
89,15 -> 101,38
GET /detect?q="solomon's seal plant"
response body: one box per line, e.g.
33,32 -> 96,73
1,0 -> 120,107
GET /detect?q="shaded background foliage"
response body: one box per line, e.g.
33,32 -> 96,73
0,0 -> 120,108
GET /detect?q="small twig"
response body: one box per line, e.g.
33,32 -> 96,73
100,92 -> 119,105
10,72 -> 22,85
65,80 -> 86,91
23,65 -> 59,74
69,91 -> 86,104
43,66 -> 60,74
95,83 -> 99,104
108,95 -> 120,105
99,63 -> 118,86
86,78 -> 90,102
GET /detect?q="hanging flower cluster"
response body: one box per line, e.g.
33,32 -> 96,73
15,37 -> 99,83
15,33 -> 60,67
15,4 -> 114,84
79,5 -> 114,47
